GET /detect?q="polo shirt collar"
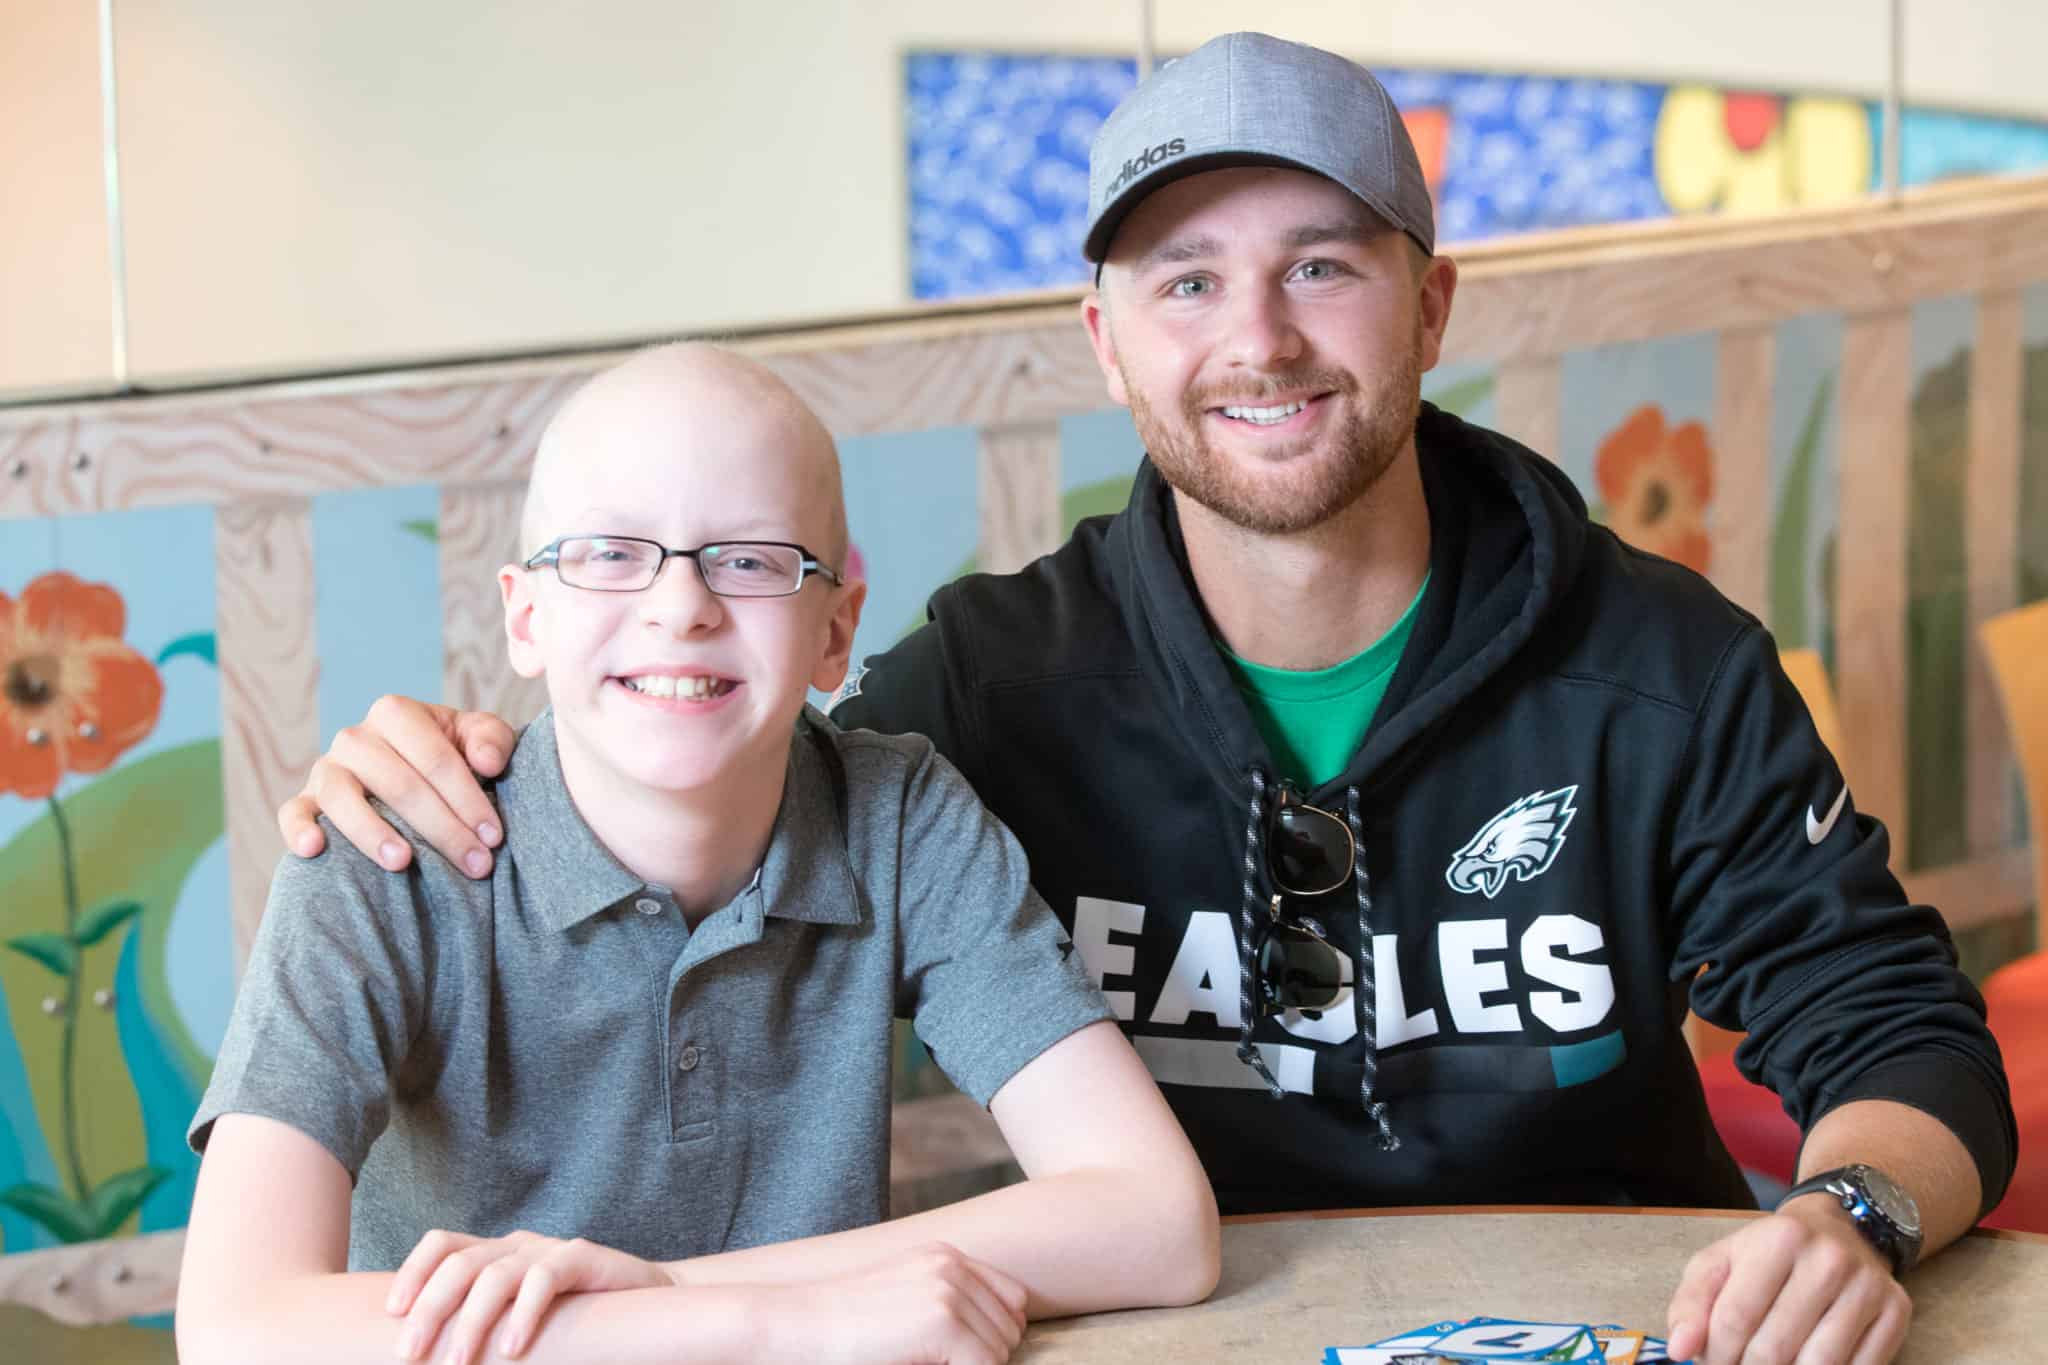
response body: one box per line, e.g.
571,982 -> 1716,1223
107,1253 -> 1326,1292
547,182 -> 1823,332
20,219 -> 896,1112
494,708 -> 862,933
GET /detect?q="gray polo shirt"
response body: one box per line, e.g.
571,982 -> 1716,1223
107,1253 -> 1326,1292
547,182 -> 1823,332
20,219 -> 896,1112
189,708 -> 1111,1269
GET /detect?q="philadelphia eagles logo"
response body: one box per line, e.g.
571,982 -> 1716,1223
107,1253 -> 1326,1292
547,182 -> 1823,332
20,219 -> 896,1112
826,662 -> 869,714
1444,786 -> 1580,899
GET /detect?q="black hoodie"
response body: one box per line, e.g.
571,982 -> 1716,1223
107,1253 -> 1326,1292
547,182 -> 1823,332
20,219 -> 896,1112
833,405 -> 2015,1218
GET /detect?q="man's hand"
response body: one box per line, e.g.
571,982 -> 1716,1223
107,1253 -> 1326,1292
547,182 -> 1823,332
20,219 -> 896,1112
752,1243 -> 1029,1365
385,1228 -> 675,1363
276,695 -> 516,878
1665,1197 -> 1911,1365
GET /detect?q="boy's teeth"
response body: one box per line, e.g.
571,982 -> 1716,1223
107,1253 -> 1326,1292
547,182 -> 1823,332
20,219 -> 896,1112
1222,400 -> 1308,425
622,675 -> 727,700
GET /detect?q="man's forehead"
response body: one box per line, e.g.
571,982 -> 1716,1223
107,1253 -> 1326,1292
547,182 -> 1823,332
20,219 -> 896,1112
1112,165 -> 1381,246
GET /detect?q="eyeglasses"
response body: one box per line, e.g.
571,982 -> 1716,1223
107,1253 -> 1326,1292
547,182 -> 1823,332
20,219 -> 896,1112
523,536 -> 844,597
1253,788 -> 1356,1017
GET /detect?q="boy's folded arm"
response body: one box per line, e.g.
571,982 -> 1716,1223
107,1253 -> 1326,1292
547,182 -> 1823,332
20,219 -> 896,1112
174,1114 -> 766,1365
666,1020 -> 1222,1318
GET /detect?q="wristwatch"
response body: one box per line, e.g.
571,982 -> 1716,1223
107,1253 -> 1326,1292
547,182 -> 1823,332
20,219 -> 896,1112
1778,1163 -> 1923,1275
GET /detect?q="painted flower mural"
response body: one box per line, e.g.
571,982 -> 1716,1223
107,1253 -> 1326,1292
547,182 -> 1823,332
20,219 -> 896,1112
1653,86 -> 1871,216
1595,404 -> 1716,574
1,574 -> 164,799
1,572 -> 172,1244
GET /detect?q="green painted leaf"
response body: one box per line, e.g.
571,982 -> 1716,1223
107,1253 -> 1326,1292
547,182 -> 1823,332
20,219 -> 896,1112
1424,372 -> 1496,420
83,1164 -> 169,1239
2020,342 -> 2048,606
0,739 -> 226,1228
155,631 -> 217,668
400,518 -> 440,544
0,1182 -> 96,1244
1061,476 -> 1135,535
75,900 -> 142,948
1906,345 -> 1972,870
1770,373 -> 1833,651
5,933 -> 77,978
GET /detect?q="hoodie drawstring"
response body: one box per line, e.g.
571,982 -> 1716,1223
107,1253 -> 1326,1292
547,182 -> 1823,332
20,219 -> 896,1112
1235,768 -> 1286,1097
1233,768 -> 1399,1150
1347,785 -> 1399,1150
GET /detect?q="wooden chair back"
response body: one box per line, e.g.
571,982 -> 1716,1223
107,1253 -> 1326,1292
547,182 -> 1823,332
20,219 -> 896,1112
1979,600 -> 2048,944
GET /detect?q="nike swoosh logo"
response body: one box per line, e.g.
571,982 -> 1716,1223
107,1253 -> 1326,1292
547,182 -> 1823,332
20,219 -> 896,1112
1806,785 -> 1849,845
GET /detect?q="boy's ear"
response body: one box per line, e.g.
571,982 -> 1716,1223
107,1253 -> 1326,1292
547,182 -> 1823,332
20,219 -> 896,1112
500,565 -> 547,679
809,579 -> 867,695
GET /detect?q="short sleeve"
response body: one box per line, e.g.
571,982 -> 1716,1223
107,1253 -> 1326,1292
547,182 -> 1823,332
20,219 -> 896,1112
889,743 -> 1112,1106
187,818 -> 433,1181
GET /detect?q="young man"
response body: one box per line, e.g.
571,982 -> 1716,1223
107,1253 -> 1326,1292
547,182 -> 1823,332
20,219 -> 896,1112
280,34 -> 2014,1365
182,344 -> 1218,1365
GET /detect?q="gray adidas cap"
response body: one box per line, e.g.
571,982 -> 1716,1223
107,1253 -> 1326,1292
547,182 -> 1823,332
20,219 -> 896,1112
1083,31 -> 1435,264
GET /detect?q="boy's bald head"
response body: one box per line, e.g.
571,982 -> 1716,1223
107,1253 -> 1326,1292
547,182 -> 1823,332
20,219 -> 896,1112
521,343 -> 847,568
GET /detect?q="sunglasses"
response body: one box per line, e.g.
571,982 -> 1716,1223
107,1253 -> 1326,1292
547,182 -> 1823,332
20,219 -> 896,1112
1253,790 -> 1357,1017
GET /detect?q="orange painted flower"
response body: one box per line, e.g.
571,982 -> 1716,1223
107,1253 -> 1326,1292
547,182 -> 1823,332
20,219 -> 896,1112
1595,404 -> 1715,575
0,572 -> 164,799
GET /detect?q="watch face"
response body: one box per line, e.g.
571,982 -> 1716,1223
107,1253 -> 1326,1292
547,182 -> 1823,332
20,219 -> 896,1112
1852,1164 -> 1922,1237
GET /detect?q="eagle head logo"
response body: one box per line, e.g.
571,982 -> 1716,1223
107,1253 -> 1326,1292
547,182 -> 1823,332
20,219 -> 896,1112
1444,786 -> 1580,900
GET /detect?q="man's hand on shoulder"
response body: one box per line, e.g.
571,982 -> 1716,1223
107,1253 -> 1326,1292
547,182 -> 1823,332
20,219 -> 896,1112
276,695 -> 516,880
1665,1196 -> 1910,1365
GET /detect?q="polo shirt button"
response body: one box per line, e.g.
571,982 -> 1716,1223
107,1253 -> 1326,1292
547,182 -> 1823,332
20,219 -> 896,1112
677,1045 -> 701,1072
634,897 -> 663,917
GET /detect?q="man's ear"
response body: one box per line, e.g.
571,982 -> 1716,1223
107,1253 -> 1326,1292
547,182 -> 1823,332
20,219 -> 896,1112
500,565 -> 546,679
1080,290 -> 1130,408
1416,254 -> 1459,375
810,579 -> 868,694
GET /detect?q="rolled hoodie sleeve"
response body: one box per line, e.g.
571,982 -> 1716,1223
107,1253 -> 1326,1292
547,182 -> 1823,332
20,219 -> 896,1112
1666,627 -> 2016,1216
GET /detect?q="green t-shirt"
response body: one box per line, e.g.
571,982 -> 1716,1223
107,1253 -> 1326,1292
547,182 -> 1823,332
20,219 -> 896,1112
1221,575 -> 1429,788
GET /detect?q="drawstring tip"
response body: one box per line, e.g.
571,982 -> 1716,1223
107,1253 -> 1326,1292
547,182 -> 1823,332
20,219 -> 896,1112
1366,1101 -> 1400,1151
1236,1042 -> 1285,1099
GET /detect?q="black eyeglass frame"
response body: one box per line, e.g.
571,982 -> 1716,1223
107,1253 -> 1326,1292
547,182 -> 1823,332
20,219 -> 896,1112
522,535 -> 845,598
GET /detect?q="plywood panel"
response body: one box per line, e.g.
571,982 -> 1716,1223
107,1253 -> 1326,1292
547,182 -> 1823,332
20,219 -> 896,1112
1966,291 -> 2023,856
977,420 -> 1062,575
0,1228 -> 180,1326
0,371 -> 580,520
1494,358 -> 1561,459
1444,180 -> 2048,364
1835,312 -> 1912,856
1900,847 -> 2035,933
439,481 -> 547,727
214,501 -> 320,970
1710,327 -> 1775,619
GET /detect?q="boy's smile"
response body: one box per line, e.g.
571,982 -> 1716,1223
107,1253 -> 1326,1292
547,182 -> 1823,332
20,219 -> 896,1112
612,669 -> 740,705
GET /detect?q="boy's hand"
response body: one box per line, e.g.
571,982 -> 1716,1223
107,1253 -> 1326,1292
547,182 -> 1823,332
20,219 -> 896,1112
761,1243 -> 1029,1364
385,1228 -> 673,1363
278,695 -> 515,879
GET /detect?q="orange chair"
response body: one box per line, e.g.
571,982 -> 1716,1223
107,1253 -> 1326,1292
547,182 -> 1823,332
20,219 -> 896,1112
1692,649 -> 1839,1194
1974,599 -> 2048,1232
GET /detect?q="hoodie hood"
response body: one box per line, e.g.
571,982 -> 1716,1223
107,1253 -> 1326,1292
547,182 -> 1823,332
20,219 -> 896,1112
1109,403 -> 1593,801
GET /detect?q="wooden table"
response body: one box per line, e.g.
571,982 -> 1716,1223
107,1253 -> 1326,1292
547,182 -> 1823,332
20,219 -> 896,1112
1017,1208 -> 2048,1362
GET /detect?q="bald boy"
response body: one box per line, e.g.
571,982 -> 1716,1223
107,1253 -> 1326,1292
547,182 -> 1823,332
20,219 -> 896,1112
178,345 -> 1217,1365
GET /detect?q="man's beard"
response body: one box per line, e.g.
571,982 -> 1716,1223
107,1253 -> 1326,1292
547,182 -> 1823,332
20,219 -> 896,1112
1125,325 -> 1424,537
